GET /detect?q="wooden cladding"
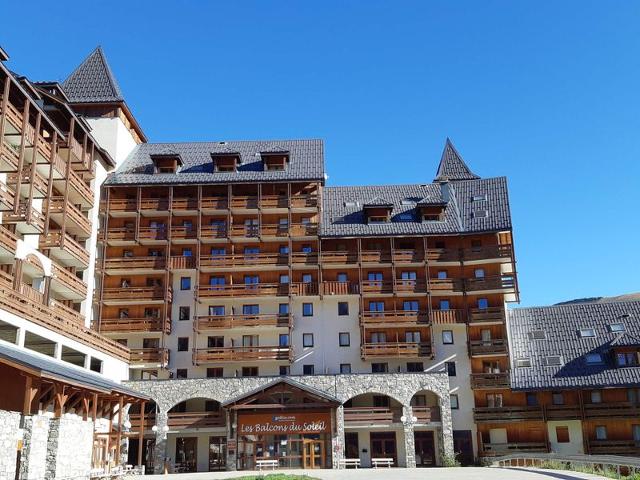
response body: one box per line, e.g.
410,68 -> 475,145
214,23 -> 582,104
99,316 -> 171,334
193,345 -> 291,364
343,407 -> 402,425
470,372 -> 510,389
195,314 -> 291,331
129,348 -> 169,366
361,342 -> 433,359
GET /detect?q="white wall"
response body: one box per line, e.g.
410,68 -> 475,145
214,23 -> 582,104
547,420 -> 584,455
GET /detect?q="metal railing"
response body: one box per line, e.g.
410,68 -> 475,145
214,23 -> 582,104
491,452 -> 640,475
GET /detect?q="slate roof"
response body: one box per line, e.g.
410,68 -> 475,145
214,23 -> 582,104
507,301 -> 640,391
434,138 -> 480,182
62,46 -> 124,103
320,177 -> 511,237
0,341 -> 148,399
105,139 -> 325,185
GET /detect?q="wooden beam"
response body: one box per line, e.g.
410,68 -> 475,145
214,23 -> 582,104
137,400 -> 146,466
115,396 -> 124,467
23,375 -> 38,415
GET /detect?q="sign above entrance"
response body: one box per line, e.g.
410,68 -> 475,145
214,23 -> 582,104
238,411 -> 331,435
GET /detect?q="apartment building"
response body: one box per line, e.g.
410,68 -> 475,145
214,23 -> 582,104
476,301 -> 640,458
0,46 -> 148,478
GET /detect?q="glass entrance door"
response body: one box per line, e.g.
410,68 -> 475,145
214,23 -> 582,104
303,439 -> 324,469
208,436 -> 227,471
414,431 -> 435,467
370,432 -> 397,466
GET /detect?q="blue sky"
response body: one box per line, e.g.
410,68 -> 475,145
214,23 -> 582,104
2,1 -> 639,306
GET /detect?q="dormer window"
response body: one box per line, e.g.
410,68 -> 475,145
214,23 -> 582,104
211,153 -> 240,172
417,199 -> 447,222
150,154 -> 182,174
616,350 -> 640,367
261,151 -> 289,171
363,197 -> 393,224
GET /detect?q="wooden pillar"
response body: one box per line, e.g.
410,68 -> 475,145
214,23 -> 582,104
25,112 -> 41,208
137,401 -> 146,467
23,375 -> 38,415
0,76 -> 10,139
115,397 -> 124,466
13,98 -> 30,214
44,131 -> 58,236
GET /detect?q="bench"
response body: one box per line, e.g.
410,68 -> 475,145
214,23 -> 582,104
372,457 -> 394,468
338,458 -> 361,468
256,459 -> 279,470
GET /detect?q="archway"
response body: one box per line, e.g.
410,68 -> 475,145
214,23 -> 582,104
410,389 -> 441,467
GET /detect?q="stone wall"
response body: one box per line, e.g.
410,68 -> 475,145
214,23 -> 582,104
45,415 -> 94,479
124,372 -> 454,471
20,414 -> 50,480
0,410 -> 20,479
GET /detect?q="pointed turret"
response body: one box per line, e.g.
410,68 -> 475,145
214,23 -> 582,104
62,46 -> 124,103
434,138 -> 480,182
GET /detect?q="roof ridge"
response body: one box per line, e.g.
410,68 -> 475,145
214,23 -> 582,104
434,138 -> 481,182
62,46 -> 124,103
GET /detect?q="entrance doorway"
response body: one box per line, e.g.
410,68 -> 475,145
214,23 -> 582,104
345,432 -> 359,459
415,431 -> 435,467
370,432 -> 397,466
303,439 -> 325,468
175,437 -> 197,472
453,430 -> 474,466
209,436 -> 227,471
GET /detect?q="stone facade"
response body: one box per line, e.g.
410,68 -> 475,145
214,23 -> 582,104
124,372 -> 454,472
45,415 -> 94,479
0,410 -> 21,479
20,414 -> 50,480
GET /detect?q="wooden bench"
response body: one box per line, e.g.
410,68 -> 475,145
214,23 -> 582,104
256,459 -> 279,470
338,458 -> 361,468
372,457 -> 394,468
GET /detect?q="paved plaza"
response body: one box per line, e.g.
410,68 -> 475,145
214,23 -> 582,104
144,467 -> 607,480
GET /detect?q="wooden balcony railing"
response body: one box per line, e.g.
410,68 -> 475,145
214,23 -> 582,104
393,279 -> 427,294
0,98 -> 24,132
7,167 -> 48,197
170,256 -> 196,269
201,197 -> 229,210
427,248 -> 460,263
462,244 -> 513,262
0,225 -> 17,253
197,283 -> 288,298
40,231 -> 90,267
99,317 -> 171,334
361,342 -> 432,358
200,253 -> 288,269
291,252 -> 318,265
103,256 -> 166,270
473,406 -> 544,423
230,195 -> 259,209
480,442 -> 547,456
0,180 -> 15,211
166,411 -> 225,429
428,278 -> 465,292
138,198 -> 169,211
343,407 -> 402,425
51,264 -> 88,297
259,195 -> 288,209
320,251 -> 358,265
138,226 -> 168,241
290,223 -> 318,237
412,406 -> 441,423
465,275 -> 516,292
105,199 -> 137,212
171,197 -> 199,210
3,204 -> 45,233
320,281 -> 360,295
69,138 -> 91,168
543,404 -> 582,419
102,286 -> 169,302
1,139 -> 20,170
67,169 -> 93,206
588,440 -> 640,455
583,402 -> 640,419
19,283 -> 44,304
430,309 -> 467,324
102,227 -> 136,242
290,194 -> 318,208
469,307 -> 506,324
392,249 -> 425,263
200,225 -> 228,239
361,281 -> 394,294
360,251 -> 392,263
170,226 -> 197,240
129,348 -> 169,366
193,345 -> 291,364
195,314 -> 290,331
470,372 -> 510,389
290,282 -> 319,296
48,197 -> 92,237
469,339 -> 509,356
50,300 -> 86,324
361,310 -> 430,326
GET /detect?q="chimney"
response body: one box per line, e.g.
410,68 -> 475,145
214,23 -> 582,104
440,180 -> 451,203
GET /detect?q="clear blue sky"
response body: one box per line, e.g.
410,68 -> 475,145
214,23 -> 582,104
2,1 -> 639,306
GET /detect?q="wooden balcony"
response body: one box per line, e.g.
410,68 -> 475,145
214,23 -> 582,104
195,314 -> 290,331
290,282 -> 319,296
320,251 -> 358,265
361,310 -> 430,327
170,225 -> 197,240
99,316 -> 171,334
138,226 -> 168,242
361,342 -> 432,358
465,275 -> 516,292
201,197 -> 228,210
193,346 -> 291,364
102,227 -> 136,243
393,279 -> 427,294
473,406 -> 544,423
50,299 -> 86,325
413,406 -> 441,423
200,225 -> 228,239
361,251 -> 392,264
103,256 -> 166,271
169,256 -> 196,269
259,195 -> 288,209
320,281 -> 360,295
361,281 -> 394,295
469,339 -> 509,356
343,407 -> 402,426
68,138 -> 92,170
0,180 -> 15,211
67,169 -> 93,207
430,309 -> 467,324
0,139 -> 20,171
171,197 -> 198,211
428,278 -> 465,293
291,252 -> 318,266
290,223 -> 318,237
48,197 -> 92,238
102,286 -> 170,302
469,307 -> 506,324
7,167 -> 48,198
129,348 -> 169,367
200,253 -> 288,269
230,195 -> 259,210
197,283 -> 288,298
588,440 -> 640,455
583,402 -> 640,419
543,404 -> 582,420
392,249 -> 425,264
51,264 -> 88,299
470,372 -> 510,389
166,412 -> 225,429
138,198 -> 169,211
105,199 -> 137,213
3,204 -> 45,234
0,225 -> 17,254
40,231 -> 90,268
290,194 -> 318,209
480,442 -> 547,457
427,248 -> 460,263
462,244 -> 513,262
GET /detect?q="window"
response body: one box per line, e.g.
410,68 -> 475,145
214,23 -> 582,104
403,300 -> 419,311
545,356 -> 563,366
439,300 -> 450,311
595,425 -> 607,440
180,277 -> 191,290
206,368 -> 223,378
279,274 -> 290,284
181,248 -> 193,257
590,390 -> 602,403
337,272 -> 348,283
279,303 -> 289,315
628,388 -> 640,404
339,332 -> 350,347
446,361 -> 457,377
303,333 -> 314,347
301,244 -> 312,253
478,298 -> 489,309
442,330 -> 454,345
244,275 -> 259,288
179,306 -> 190,321
609,323 -> 626,333
529,330 -> 546,340
401,271 -> 417,280
89,358 -> 103,373
556,426 -> 570,443
302,303 -> 313,316
450,394 -> 459,410
474,268 -> 485,279
473,194 -> 487,202
340,363 -> 352,374
371,363 -> 388,373
209,305 -> 224,316
367,272 -> 383,283
303,365 -> 315,375
176,369 -> 188,379
370,332 -> 387,343
516,358 -> 532,368
437,270 -> 448,279
407,362 -> 424,372
279,245 -> 290,254
279,334 -> 290,347
617,352 -> 640,367
552,392 -> 564,405
405,331 -> 421,343
526,392 -> 538,406
586,353 -> 603,364
209,276 -> 225,288
242,367 -> 258,377
242,335 -> 258,347
207,336 -> 223,348
242,304 -> 259,315
579,328 -> 596,338
369,301 -> 385,314
633,425 -> 640,442
302,273 -> 313,283
210,247 -> 226,256
338,302 -> 349,316
279,366 -> 290,376
177,337 -> 189,352
487,393 -> 503,408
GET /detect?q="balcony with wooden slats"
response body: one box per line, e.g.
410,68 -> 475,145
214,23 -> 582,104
543,404 -> 582,420
0,179 -> 15,211
40,231 -> 90,268
102,286 -> 170,304
101,227 -> 136,244
193,345 -> 291,364
469,339 -> 509,357
343,407 -> 402,426
7,166 -> 48,198
0,138 -> 20,171
138,197 -> 169,213
319,281 -> 360,295
0,225 -> 17,256
470,372 -> 510,389
430,309 -> 467,324
169,256 -> 196,270
360,250 -> 392,265
104,198 -> 137,215
50,264 -> 88,300
361,310 -> 430,327
473,406 -> 544,423
100,316 -> 171,334
320,251 -> 358,266
129,348 -> 169,367
66,168 -> 94,208
392,249 -> 425,264
138,226 -> 168,242
195,314 -> 290,331
413,406 -> 441,424
3,204 -> 46,234
171,197 -> 199,212
197,283 -> 288,299
479,442 -> 547,457
361,280 -> 394,295
259,195 -> 288,210
200,224 -> 228,240
462,244 -> 513,263
588,440 -> 640,456
361,342 -> 432,359
291,252 -> 318,267
170,225 -> 197,241
290,282 -> 319,296
393,279 -> 427,295
103,256 -> 167,272
129,411 -> 225,431
465,274 -> 516,293
230,195 -> 259,210
47,197 -> 92,238
201,197 -> 229,211
200,252 -> 288,270
468,307 -> 506,325
290,194 -> 318,210
428,277 -> 465,294
583,402 -> 640,419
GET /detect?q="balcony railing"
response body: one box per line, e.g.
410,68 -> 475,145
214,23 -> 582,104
427,245 -> 514,263
0,180 -> 15,211
291,252 -> 318,266
343,407 -> 402,425
170,256 -> 196,269
230,195 -> 259,209
473,406 -> 544,423
138,226 -> 168,241
48,197 -> 92,237
543,404 -> 582,420
480,442 -> 547,456
361,310 -> 430,326
99,317 -> 171,333
392,249 -> 425,264
102,227 -> 136,242
171,197 -> 199,210
428,278 -> 465,292
360,251 -> 392,263
583,402 -> 640,419
51,264 -> 88,297
170,225 -> 197,240
412,406 -> 441,423
469,307 -> 506,324
193,346 -> 291,364
588,440 -> 640,455
138,198 -> 169,211
1,139 -> 20,171
361,342 -> 432,358
200,253 -> 288,269
361,281 -> 394,294
465,275 -> 516,292
469,339 -> 508,356
393,279 -> 427,294
0,225 -> 17,253
197,283 -> 288,298
102,286 -> 169,302
67,169 -> 93,206
40,231 -> 90,267
103,256 -> 166,270
200,225 -> 228,239
195,314 -> 290,331
7,167 -> 48,197
201,197 -> 228,210
290,282 -> 319,296
320,251 -> 358,265
105,199 -> 137,213
259,195 -> 288,209
430,309 -> 467,324
166,412 -> 225,429
130,348 -> 169,366
290,194 -> 318,208
470,372 -> 510,389
320,281 -> 360,295
3,204 -> 45,233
